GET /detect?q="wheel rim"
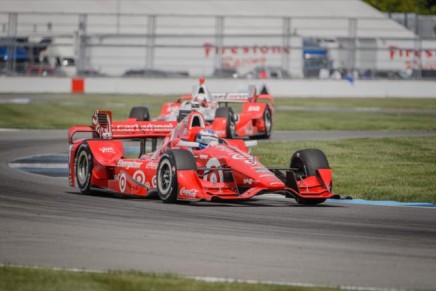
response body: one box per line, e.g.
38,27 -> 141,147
158,159 -> 172,197
264,110 -> 272,134
77,151 -> 88,185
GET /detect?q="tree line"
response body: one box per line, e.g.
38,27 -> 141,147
364,0 -> 436,15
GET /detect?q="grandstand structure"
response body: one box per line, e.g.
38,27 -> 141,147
1,0 -> 432,78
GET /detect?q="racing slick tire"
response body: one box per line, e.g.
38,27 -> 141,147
157,149 -> 197,203
75,142 -> 94,195
215,107 -> 236,138
290,149 -> 330,205
258,107 -> 273,139
129,106 -> 150,121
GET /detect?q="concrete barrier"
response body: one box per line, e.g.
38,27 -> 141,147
0,77 -> 435,98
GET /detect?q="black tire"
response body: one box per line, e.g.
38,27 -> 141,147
157,149 -> 197,203
215,107 -> 236,138
75,142 -> 94,194
290,149 -> 329,179
129,106 -> 150,121
296,197 -> 327,205
290,149 -> 330,205
258,107 -> 272,139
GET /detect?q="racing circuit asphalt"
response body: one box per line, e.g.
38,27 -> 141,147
1,129 -> 436,290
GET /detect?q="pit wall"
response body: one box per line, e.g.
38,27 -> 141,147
0,77 -> 435,98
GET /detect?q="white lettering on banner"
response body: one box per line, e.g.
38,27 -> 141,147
117,160 -> 142,169
180,187 -> 198,198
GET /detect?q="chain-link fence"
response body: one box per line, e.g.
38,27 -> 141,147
1,12 -> 435,80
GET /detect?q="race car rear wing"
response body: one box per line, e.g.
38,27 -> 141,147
211,85 -> 273,104
68,110 -> 177,144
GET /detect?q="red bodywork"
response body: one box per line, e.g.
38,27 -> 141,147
68,110 -> 335,203
156,79 -> 274,139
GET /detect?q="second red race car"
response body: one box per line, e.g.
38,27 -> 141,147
129,78 -> 274,139
68,110 -> 336,205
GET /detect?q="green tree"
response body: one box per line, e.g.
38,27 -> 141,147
364,0 -> 436,14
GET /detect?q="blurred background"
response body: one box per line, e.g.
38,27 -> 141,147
1,0 -> 435,80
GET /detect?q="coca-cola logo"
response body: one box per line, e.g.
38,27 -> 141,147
180,187 -> 198,198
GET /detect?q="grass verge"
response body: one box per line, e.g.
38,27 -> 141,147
0,95 -> 435,130
253,137 -> 436,203
0,266 -> 336,291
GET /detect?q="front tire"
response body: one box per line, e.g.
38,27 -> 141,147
290,149 -> 330,179
75,142 -> 94,194
157,150 -> 197,203
290,149 -> 330,205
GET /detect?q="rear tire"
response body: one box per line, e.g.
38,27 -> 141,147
75,142 -> 93,194
157,150 -> 197,203
258,107 -> 272,139
215,107 -> 236,138
129,106 -> 150,121
290,149 -> 330,205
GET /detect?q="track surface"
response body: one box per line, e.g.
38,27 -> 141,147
1,130 -> 436,290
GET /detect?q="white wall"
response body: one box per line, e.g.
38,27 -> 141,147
0,77 -> 435,98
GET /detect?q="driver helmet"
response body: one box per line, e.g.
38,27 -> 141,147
195,129 -> 219,150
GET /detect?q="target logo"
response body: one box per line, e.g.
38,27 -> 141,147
119,172 -> 127,193
203,158 -> 223,182
133,170 -> 146,184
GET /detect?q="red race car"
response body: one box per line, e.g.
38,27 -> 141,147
129,78 -> 274,139
68,110 -> 335,205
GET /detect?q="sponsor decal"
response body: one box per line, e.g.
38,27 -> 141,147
117,160 -> 142,169
243,178 -> 253,185
180,187 -> 198,198
99,147 -> 116,154
145,161 -> 158,169
216,145 -> 257,165
119,172 -> 127,193
204,158 -> 223,182
114,123 -> 174,132
199,154 -> 208,160
247,105 -> 261,112
133,170 -> 146,184
152,175 -> 157,187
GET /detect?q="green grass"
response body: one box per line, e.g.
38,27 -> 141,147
254,137 -> 436,203
0,266 -> 336,291
1,94 -> 436,130
274,97 -> 436,110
